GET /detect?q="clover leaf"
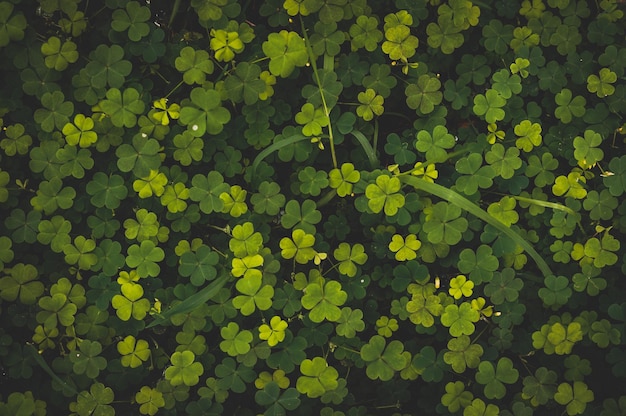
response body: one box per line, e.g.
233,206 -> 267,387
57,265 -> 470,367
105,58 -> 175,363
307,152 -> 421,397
258,316 -> 288,347
262,30 -> 308,78
100,87 -> 145,128
117,335 -> 150,368
0,263 -> 43,305
251,181 -> 286,216
485,143 -> 522,179
365,175 -> 405,216
1,123 -> 32,156
69,383 -> 114,416
175,46 -> 214,85
30,177 -> 76,215
360,335 -> 407,381
448,275 -> 474,299
407,286 -> 443,327
165,350 -> 204,387
111,282 -> 151,321
335,307 -> 365,338
189,171 -> 229,214
179,245 -> 219,286
475,357 -> 519,400
464,398 -> 500,416
70,340 -> 107,378
423,201 -> 468,245
210,29 -> 244,62
573,129 -> 604,169
406,74 -> 443,114
457,245 -> 499,284
521,367 -> 558,406
539,274 -> 573,310
555,88 -> 586,123
554,382 -> 594,415
296,357 -> 339,398
63,235 -> 98,270
349,15 -> 383,51
328,162 -> 360,197
135,386 -> 165,416
179,87 -> 231,136
132,170 -> 167,199
116,135 -> 161,177
514,120 -> 542,152
126,240 -> 164,278
333,243 -> 367,277
34,91 -> 74,133
255,382 -> 300,414
441,381 -> 474,413
441,302 -> 479,337
454,153 -> 495,195
473,89 -> 506,123
232,275 -> 274,316
301,280 -> 347,322
111,1 -> 151,41
280,199 -> 322,234
223,62 -> 265,105
220,322 -> 253,356
443,335 -> 483,374
41,36 -> 78,71
85,44 -> 132,89
587,67 -> 617,98
0,3 -> 26,47
426,18 -> 464,54
547,322 -> 583,355
415,125 -> 456,163
388,234 -> 421,261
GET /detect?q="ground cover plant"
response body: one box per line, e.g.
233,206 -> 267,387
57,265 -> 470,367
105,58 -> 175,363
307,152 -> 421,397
0,0 -> 625,414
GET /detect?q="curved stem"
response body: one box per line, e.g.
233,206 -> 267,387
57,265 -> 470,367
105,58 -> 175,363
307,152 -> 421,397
300,16 -> 337,169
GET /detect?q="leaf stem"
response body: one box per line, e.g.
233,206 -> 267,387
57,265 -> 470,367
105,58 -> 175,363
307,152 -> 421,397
300,16 -> 337,169
165,79 -> 185,99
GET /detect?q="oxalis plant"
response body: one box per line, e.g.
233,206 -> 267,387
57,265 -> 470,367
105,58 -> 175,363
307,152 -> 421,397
0,0 -> 625,415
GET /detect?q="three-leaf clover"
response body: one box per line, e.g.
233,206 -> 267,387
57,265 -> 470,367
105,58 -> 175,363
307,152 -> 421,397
443,335 -> 483,373
554,382 -> 594,415
111,283 -> 151,321
164,350 -> 204,387
175,46 -> 214,85
301,280 -> 347,322
365,175 -> 405,216
440,302 -> 480,337
262,30 -> 308,78
406,75 -> 443,114
70,340 -> 107,378
111,1 -> 151,41
232,275 -> 274,316
117,335 -> 151,368
295,357 -> 339,398
259,316 -> 288,346
280,229 -> 317,264
473,89 -> 506,123
587,67 -> 617,98
360,335 -> 408,381
475,357 -> 519,399
333,243 -> 368,277
179,87 -> 231,136
388,234 -> 421,261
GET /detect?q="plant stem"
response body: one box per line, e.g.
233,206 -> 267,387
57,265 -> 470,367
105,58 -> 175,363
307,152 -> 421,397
300,16 -> 337,169
165,79 -> 185,99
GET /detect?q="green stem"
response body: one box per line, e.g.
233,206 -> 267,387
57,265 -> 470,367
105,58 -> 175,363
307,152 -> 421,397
169,0 -> 182,27
316,188 -> 337,208
165,79 -> 185,99
300,16 -> 337,169
372,118 -> 379,155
